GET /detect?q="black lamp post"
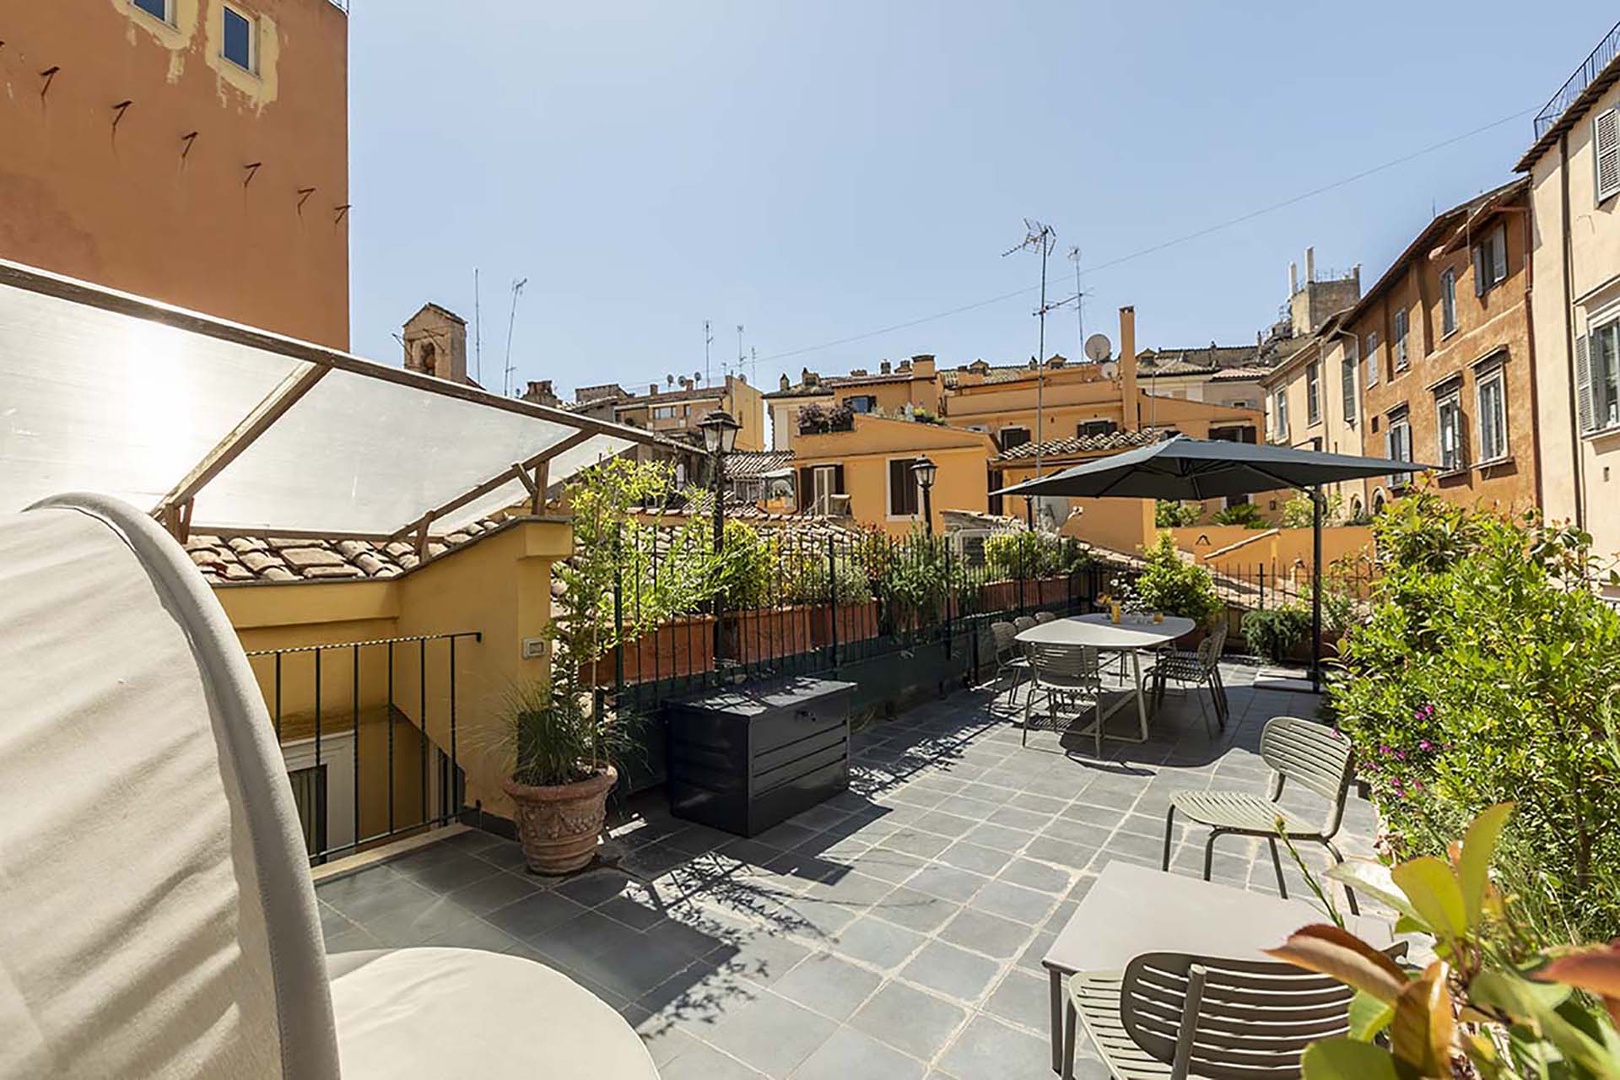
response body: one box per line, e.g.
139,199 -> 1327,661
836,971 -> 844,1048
911,454 -> 938,536
699,409 -> 742,667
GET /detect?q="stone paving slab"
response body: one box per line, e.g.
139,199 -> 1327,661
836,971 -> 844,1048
316,663 -> 1377,1078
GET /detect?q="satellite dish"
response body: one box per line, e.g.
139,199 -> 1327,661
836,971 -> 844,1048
1084,333 -> 1112,362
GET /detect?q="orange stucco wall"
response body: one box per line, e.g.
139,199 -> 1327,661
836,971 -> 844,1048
0,0 -> 350,349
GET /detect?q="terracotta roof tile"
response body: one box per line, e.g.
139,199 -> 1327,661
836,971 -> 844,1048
994,428 -> 1167,462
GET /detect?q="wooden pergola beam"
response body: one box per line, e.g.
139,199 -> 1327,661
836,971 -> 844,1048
387,428 -> 600,543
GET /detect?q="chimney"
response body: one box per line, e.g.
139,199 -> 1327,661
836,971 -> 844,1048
1305,246 -> 1316,284
1288,262 -> 1299,297
880,360 -> 892,375
1119,306 -> 1138,431
522,379 -> 558,406
911,355 -> 936,378
648,383 -> 659,396
779,373 -> 791,391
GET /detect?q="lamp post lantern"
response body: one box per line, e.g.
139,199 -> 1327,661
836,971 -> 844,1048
699,409 -> 742,668
911,454 -> 937,536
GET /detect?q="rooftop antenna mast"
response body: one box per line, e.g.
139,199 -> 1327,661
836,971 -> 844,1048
703,318 -> 716,386
502,277 -> 527,397
1004,219 -> 1059,490
473,268 -> 483,384
1067,246 -> 1086,363
735,325 -> 745,381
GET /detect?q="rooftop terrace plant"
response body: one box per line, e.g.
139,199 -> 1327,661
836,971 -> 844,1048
1331,491 -> 1620,944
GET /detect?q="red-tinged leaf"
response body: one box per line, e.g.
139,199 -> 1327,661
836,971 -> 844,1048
1390,961 -> 1453,1078
1265,924 -> 1408,1004
1537,940 -> 1620,1028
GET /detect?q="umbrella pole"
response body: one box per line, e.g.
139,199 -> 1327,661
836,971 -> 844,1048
1311,484 -> 1323,693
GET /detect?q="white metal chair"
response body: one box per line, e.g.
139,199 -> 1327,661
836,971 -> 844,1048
1150,621 -> 1229,734
1021,641 -> 1105,753
0,495 -> 657,1080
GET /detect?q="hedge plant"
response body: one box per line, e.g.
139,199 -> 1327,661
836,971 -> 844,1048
1331,491 -> 1620,944
1130,532 -> 1223,627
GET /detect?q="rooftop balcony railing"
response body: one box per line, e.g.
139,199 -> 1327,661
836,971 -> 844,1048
1534,20 -> 1620,138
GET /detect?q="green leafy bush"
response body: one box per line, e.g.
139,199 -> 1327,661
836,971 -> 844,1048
1280,489 -> 1343,529
1211,501 -> 1269,528
1331,491 -> 1620,944
1131,532 -> 1223,627
983,530 -> 1085,580
1241,606 -> 1311,663
1155,499 -> 1203,528
784,551 -> 873,606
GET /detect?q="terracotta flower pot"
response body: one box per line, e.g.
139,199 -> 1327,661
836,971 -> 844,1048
503,765 -> 617,876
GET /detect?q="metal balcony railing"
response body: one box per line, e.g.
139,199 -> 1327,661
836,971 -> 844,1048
246,631 -> 481,865
1534,20 -> 1620,139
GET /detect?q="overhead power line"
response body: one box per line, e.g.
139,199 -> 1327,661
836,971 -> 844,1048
756,107 -> 1534,365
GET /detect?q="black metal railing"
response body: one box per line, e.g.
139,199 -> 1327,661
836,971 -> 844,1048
246,631 -> 481,865
1534,20 -> 1620,138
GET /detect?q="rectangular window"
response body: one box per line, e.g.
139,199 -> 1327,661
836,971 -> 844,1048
1365,332 -> 1379,386
847,395 -> 877,414
1474,224 -> 1508,295
1272,390 -> 1289,441
222,5 -> 256,72
1076,419 -> 1118,438
1440,268 -> 1458,336
1393,309 -> 1409,371
1436,388 -> 1464,472
887,458 -> 919,516
1387,411 -> 1413,488
1597,108 -> 1620,204
1341,353 -> 1358,424
1581,322 -> 1620,433
651,405 -> 677,420
133,0 -> 171,22
1305,362 -> 1321,424
999,427 -> 1030,452
1477,365 -> 1508,462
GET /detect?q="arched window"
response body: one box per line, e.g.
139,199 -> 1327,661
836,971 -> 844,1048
418,341 -> 438,376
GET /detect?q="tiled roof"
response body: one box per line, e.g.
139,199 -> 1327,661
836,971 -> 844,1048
724,450 -> 795,479
614,384 -> 727,408
762,370 -> 925,399
940,363 -> 1051,389
1139,359 -> 1218,378
1138,345 -> 1260,370
1206,366 -> 1274,382
184,518 -> 509,586
994,428 -> 1166,462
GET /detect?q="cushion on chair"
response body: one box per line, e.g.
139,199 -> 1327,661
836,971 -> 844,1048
1168,790 -> 1313,836
328,948 -> 658,1079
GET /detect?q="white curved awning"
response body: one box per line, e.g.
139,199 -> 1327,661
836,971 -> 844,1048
0,261 -> 670,539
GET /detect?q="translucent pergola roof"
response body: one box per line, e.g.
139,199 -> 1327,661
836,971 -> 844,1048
0,261 -> 661,539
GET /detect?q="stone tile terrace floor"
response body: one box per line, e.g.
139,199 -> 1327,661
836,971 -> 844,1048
316,662 -> 1379,1080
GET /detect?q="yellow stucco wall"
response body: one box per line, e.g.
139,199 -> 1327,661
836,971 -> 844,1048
795,415 -> 996,535
216,518 -> 571,824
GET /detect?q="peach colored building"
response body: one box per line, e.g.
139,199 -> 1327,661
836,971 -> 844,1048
1346,180 -> 1538,517
0,0 -> 350,348
1521,28 -> 1620,566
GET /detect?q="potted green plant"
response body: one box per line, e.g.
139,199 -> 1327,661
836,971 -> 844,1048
501,681 -> 621,875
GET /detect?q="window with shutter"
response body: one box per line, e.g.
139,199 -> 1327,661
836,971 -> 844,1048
1393,310 -> 1409,371
887,459 -> 919,516
1306,362 -> 1321,424
1577,334 -> 1594,433
1597,108 -> 1620,204
1491,224 -> 1508,285
1440,268 -> 1457,335
1365,333 -> 1379,386
1341,355 -> 1358,423
1476,367 -> 1507,462
1593,323 -> 1620,431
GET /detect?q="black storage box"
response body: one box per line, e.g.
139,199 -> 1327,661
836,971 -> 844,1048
664,677 -> 855,837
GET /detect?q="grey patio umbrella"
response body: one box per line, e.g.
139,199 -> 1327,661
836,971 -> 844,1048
993,435 -> 1425,690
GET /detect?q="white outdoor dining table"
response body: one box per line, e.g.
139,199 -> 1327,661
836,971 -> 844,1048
1015,613 -> 1196,742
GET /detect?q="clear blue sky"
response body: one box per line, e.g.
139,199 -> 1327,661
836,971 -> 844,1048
348,2 -> 1616,396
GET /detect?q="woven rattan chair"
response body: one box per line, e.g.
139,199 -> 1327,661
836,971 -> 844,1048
1022,641 -> 1105,752
1064,949 -> 1385,1080
1149,622 -> 1228,735
1014,615 -> 1038,634
1161,716 -> 1360,914
989,620 -> 1031,705
1034,610 -> 1058,625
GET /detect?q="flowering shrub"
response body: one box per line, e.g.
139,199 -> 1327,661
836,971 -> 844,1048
1331,491 -> 1620,943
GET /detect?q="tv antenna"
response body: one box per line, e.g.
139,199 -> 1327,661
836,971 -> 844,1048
704,320 -> 713,386
1067,246 -> 1087,363
473,268 -> 483,384
502,277 -> 527,397
1004,220 -> 1060,483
